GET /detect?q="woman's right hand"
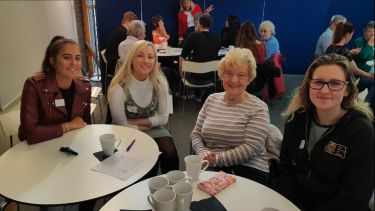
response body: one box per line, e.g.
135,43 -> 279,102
201,151 -> 216,166
68,117 -> 87,130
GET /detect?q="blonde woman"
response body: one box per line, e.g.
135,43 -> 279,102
191,48 -> 271,185
108,40 -> 179,175
278,54 -> 374,210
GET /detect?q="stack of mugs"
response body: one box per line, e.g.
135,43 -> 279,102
147,155 -> 209,211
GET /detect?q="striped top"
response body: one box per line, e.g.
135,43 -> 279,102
191,92 -> 270,173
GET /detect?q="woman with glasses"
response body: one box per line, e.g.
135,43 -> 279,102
278,54 -> 374,211
191,48 -> 271,185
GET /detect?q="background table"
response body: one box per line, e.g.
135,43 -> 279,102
0,124 -> 159,206
100,171 -> 300,211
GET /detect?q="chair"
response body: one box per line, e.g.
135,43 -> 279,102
90,103 -> 97,123
181,60 -> 219,112
91,86 -> 103,120
101,49 -> 113,95
0,110 -> 20,147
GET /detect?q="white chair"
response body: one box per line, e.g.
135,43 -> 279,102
90,103 -> 97,123
0,110 -> 20,147
181,60 -> 219,112
101,49 -> 113,95
91,87 -> 103,120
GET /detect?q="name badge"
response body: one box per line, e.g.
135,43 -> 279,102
55,99 -> 65,107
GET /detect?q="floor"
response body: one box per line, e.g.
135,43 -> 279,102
0,74 -> 304,211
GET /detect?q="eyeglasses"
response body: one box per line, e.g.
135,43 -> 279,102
309,79 -> 349,91
223,71 -> 248,80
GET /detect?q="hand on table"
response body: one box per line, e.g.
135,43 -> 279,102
68,117 -> 87,130
201,151 -> 216,166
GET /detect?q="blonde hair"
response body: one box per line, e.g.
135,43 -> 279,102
108,40 -> 169,101
282,53 -> 373,122
218,47 -> 257,83
180,0 -> 195,11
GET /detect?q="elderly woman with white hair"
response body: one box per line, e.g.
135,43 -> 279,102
191,48 -> 271,185
259,20 -> 280,59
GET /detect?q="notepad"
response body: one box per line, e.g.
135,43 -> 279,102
197,171 -> 236,196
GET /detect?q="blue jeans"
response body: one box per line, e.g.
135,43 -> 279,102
357,77 -> 374,110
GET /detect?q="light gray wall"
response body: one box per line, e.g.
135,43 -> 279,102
0,1 -> 78,110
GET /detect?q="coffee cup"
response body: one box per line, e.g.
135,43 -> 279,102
148,176 -> 170,194
99,134 -> 121,156
166,170 -> 191,185
173,181 -> 193,211
184,155 -> 209,182
147,189 -> 176,211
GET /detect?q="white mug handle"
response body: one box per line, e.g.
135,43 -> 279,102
147,195 -> 156,210
200,160 -> 209,172
114,138 -> 121,150
185,176 -> 193,183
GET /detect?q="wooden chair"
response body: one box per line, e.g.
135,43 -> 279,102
181,60 -> 219,112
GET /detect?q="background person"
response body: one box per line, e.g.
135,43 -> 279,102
315,14 -> 347,57
259,20 -> 280,60
278,53 -> 374,211
19,36 -> 91,145
179,13 -> 221,102
325,21 -> 374,110
118,20 -> 146,63
178,0 -> 213,46
353,20 -> 374,72
103,11 -> 138,94
151,15 -> 170,47
191,48 -> 271,186
221,14 -> 240,47
108,40 -> 179,175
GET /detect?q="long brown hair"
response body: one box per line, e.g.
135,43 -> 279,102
41,36 -> 78,73
236,21 -> 259,47
331,21 -> 354,44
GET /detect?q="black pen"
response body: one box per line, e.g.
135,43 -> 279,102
59,147 -> 78,156
126,139 -> 136,152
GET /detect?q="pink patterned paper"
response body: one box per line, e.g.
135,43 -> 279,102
197,171 -> 236,196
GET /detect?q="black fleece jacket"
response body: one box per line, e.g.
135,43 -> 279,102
277,109 -> 374,211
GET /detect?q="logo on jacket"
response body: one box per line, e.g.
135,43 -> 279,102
324,141 -> 347,159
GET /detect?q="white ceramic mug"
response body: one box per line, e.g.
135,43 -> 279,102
184,155 -> 209,182
173,181 -> 193,211
99,134 -> 121,156
147,189 -> 176,211
148,176 -> 170,194
166,170 -> 191,185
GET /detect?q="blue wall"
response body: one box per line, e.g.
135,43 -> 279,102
96,0 -> 374,74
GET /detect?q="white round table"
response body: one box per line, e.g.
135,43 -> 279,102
0,124 -> 159,206
157,47 -> 228,57
100,171 -> 300,211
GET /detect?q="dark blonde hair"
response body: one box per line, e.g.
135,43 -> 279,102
283,53 -> 373,121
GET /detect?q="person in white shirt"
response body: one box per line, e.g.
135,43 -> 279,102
109,40 -> 179,175
118,20 -> 146,64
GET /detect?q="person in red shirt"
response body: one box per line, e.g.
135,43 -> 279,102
178,0 -> 213,46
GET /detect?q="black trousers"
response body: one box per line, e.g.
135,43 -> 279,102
141,136 -> 180,179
